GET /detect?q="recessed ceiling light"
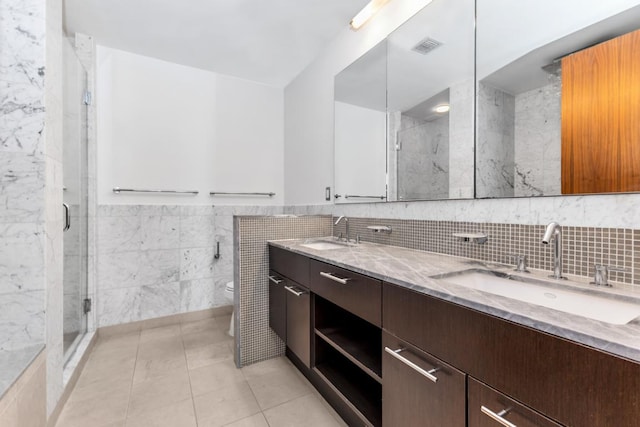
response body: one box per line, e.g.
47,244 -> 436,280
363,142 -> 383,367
434,104 -> 450,113
350,0 -> 391,31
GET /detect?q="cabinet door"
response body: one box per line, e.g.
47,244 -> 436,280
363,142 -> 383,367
285,281 -> 311,368
468,378 -> 562,427
382,332 -> 465,427
268,271 -> 286,341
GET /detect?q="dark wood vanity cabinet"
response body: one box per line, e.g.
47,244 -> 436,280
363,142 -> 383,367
269,246 -> 640,427
382,331 -> 465,427
268,271 -> 287,342
383,282 -> 640,427
309,259 -> 382,326
268,247 -> 311,367
468,378 -> 561,427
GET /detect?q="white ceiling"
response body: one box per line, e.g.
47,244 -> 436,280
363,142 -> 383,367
63,0 -> 369,87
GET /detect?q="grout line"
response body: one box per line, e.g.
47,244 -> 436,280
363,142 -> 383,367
122,330 -> 141,425
182,322 -> 201,427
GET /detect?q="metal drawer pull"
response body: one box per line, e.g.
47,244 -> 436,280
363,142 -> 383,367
268,275 -> 283,284
319,271 -> 351,285
481,406 -> 516,427
284,285 -> 307,297
384,347 -> 439,383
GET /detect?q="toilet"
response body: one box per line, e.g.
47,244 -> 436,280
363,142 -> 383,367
224,281 -> 235,337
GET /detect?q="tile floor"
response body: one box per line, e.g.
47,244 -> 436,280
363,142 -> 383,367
55,314 -> 346,427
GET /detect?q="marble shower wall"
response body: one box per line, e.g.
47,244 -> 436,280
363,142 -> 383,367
514,76 -> 561,196
96,205 -> 284,327
476,82 -> 515,198
0,0 -> 47,354
397,114 -> 449,200
448,79 -> 475,199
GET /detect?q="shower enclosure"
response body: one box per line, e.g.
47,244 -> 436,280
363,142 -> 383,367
62,39 -> 89,360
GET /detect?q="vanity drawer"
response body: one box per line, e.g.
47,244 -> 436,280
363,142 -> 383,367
383,282 -> 640,427
309,260 -> 381,326
468,378 -> 561,427
269,245 -> 309,285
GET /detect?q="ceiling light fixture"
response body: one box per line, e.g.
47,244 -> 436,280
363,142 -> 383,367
350,0 -> 391,31
434,104 -> 450,113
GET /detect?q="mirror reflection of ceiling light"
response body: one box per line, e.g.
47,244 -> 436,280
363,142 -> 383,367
350,0 -> 391,31
434,104 -> 450,113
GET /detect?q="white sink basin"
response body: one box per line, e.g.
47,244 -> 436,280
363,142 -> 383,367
437,270 -> 640,325
300,241 -> 349,251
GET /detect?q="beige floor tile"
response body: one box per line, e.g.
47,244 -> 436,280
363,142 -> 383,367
139,324 -> 182,343
124,398 -> 196,427
55,391 -> 128,427
180,318 -> 218,335
90,337 -> 139,364
222,413 -> 269,427
182,329 -> 232,351
127,370 -> 192,418
136,335 -> 184,361
185,341 -> 232,370
241,357 -> 293,382
245,365 -> 313,410
95,422 -> 125,427
263,394 -> 343,427
189,358 -> 246,397
214,315 -> 232,331
75,356 -> 136,389
93,331 -> 140,354
68,373 -> 132,405
194,382 -> 260,427
132,353 -> 188,385
0,397 -> 18,427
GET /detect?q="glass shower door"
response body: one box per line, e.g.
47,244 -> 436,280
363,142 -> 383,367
62,40 -> 89,359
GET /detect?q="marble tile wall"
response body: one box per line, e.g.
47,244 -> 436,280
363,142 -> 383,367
476,82 -> 515,198
45,0 -> 66,414
397,114 -> 449,200
96,205 -> 285,328
234,215 -> 333,367
514,76 -> 561,197
448,79 -> 475,199
0,0 -> 47,354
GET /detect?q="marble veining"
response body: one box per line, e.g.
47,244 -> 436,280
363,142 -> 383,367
270,238 -> 640,362
96,204 -> 284,327
397,114 -> 449,200
285,193 -> 640,229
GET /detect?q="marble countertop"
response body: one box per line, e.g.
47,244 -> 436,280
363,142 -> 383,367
268,237 -> 640,363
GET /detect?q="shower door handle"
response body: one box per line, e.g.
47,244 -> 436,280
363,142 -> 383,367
63,203 -> 71,232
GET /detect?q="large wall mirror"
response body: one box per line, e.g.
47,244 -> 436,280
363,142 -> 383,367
334,41 -> 387,203
476,0 -> 640,198
333,0 -> 475,203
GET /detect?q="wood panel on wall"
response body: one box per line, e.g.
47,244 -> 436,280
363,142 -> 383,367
561,28 -> 640,194
619,29 -> 640,191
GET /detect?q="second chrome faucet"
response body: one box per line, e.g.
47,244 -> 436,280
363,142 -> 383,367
542,222 -> 566,279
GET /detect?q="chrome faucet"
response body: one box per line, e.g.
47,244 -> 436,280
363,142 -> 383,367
334,216 -> 349,242
542,222 -> 565,279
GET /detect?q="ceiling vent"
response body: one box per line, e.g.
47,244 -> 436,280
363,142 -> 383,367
412,37 -> 442,55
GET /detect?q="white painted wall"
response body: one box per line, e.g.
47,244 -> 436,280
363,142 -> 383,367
284,0 -> 434,205
97,46 -> 284,205
334,101 -> 386,202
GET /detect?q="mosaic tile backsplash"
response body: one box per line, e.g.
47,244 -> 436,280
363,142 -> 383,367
333,217 -> 640,288
235,215 -> 332,367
